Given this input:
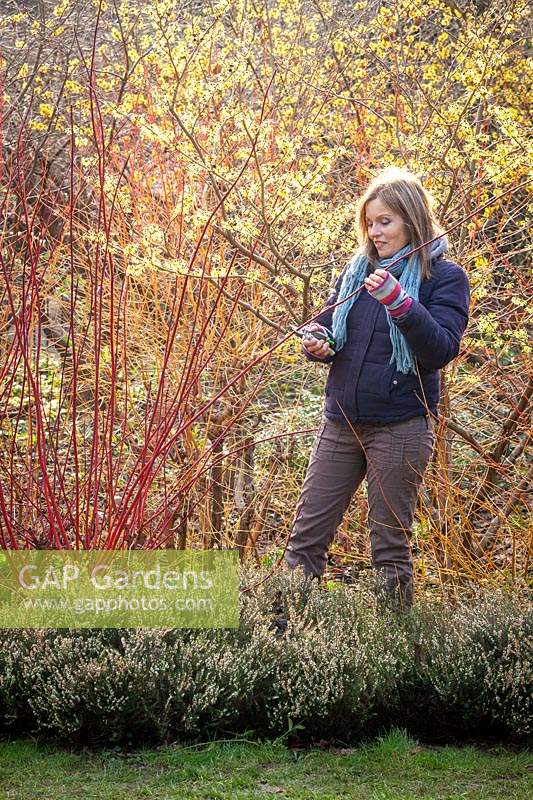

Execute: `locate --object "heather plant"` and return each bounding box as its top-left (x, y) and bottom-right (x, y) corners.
top-left (0, 628), bottom-right (35, 731)
top-left (0, 570), bottom-right (529, 745)
top-left (12, 629), bottom-right (179, 742)
top-left (399, 592), bottom-right (533, 737)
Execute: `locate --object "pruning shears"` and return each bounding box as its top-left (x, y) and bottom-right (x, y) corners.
top-left (292, 326), bottom-right (336, 357)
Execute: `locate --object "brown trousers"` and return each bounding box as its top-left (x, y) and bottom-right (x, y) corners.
top-left (284, 414), bottom-right (434, 602)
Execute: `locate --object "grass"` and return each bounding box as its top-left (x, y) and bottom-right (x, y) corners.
top-left (0, 729), bottom-right (531, 799)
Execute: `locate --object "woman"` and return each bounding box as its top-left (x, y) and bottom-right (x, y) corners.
top-left (284, 167), bottom-right (470, 612)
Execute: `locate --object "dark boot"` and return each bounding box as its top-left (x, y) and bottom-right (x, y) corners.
top-left (269, 565), bottom-right (320, 636)
top-left (375, 567), bottom-right (414, 615)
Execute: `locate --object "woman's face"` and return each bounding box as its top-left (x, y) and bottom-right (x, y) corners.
top-left (365, 198), bottom-right (410, 259)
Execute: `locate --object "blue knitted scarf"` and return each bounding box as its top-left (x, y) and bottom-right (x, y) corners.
top-left (331, 237), bottom-right (448, 374)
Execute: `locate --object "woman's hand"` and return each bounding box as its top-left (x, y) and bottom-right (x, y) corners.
top-left (364, 269), bottom-right (413, 318)
top-left (302, 323), bottom-right (333, 359)
top-left (364, 268), bottom-right (391, 293)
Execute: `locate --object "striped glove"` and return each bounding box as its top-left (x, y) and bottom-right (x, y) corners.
top-left (366, 271), bottom-right (413, 318)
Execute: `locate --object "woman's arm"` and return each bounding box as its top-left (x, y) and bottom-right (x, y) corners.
top-left (391, 264), bottom-right (470, 370)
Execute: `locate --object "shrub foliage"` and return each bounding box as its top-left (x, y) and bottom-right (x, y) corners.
top-left (0, 569), bottom-right (530, 745)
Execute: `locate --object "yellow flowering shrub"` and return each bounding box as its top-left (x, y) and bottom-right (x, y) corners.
top-left (0, 0), bottom-right (530, 581)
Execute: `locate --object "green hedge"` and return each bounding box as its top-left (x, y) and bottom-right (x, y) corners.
top-left (0, 569), bottom-right (530, 746)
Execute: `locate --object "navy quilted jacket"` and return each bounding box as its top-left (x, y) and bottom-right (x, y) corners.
top-left (305, 257), bottom-right (470, 424)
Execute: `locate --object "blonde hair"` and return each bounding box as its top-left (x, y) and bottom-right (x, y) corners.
top-left (357, 167), bottom-right (444, 279)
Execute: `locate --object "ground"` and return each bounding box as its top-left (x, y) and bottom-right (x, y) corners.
top-left (0, 729), bottom-right (531, 799)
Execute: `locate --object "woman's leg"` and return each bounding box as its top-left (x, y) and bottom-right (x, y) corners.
top-left (362, 416), bottom-right (434, 611)
top-left (284, 416), bottom-right (367, 578)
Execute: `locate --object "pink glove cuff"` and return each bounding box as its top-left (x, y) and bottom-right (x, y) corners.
top-left (378, 281), bottom-right (402, 306)
top-left (388, 296), bottom-right (413, 318)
